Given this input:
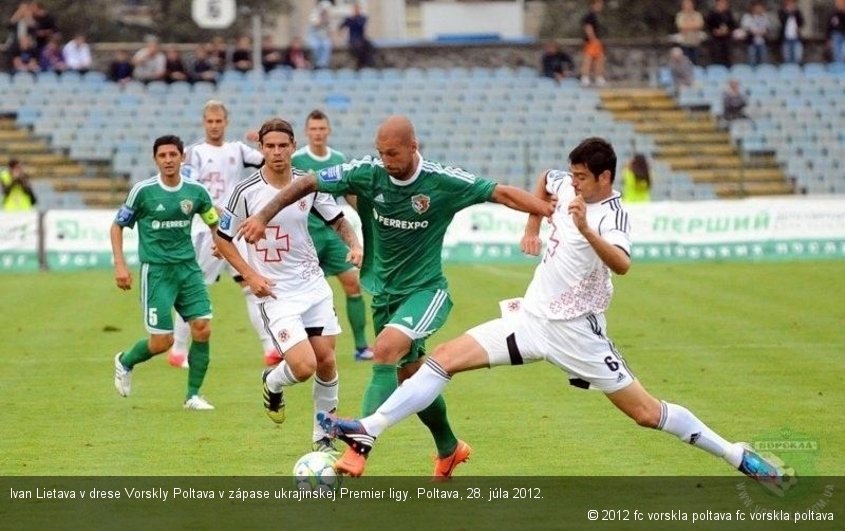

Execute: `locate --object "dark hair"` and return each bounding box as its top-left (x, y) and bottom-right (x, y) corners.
top-left (630, 153), bottom-right (651, 186)
top-left (153, 135), bottom-right (184, 156)
top-left (258, 118), bottom-right (295, 144)
top-left (306, 109), bottom-right (330, 124)
top-left (9, 158), bottom-right (20, 168)
top-left (569, 137), bottom-right (617, 182)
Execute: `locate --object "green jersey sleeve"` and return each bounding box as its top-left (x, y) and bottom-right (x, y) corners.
top-left (441, 165), bottom-right (497, 211)
top-left (196, 187), bottom-right (218, 226)
top-left (315, 157), bottom-right (376, 198)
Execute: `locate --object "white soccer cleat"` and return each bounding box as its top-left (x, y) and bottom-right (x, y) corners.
top-left (114, 352), bottom-right (132, 397)
top-left (184, 395), bottom-right (215, 410)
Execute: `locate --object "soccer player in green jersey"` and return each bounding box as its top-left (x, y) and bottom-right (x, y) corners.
top-left (238, 115), bottom-right (554, 478)
top-left (292, 109), bottom-right (373, 362)
top-left (111, 135), bottom-right (220, 410)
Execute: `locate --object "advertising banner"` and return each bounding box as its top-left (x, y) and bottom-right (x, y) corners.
top-left (0, 212), bottom-right (39, 272)
top-left (43, 210), bottom-right (138, 271)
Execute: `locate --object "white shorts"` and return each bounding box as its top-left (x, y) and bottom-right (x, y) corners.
top-left (193, 228), bottom-right (245, 285)
top-left (467, 299), bottom-right (635, 393)
top-left (256, 284), bottom-right (341, 354)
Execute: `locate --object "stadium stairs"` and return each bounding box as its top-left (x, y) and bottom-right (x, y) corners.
top-left (0, 115), bottom-right (127, 208)
top-left (599, 88), bottom-right (793, 198)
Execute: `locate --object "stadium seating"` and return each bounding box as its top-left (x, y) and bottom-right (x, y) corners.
top-left (5, 62), bottom-right (843, 207)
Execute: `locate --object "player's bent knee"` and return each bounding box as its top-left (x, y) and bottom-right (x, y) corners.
top-left (289, 356), bottom-right (317, 381)
top-left (149, 334), bottom-right (174, 354)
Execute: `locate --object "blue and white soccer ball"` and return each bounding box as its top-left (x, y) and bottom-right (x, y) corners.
top-left (293, 451), bottom-right (341, 492)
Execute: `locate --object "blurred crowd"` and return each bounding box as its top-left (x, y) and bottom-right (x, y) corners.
top-left (4, 0), bottom-right (377, 81)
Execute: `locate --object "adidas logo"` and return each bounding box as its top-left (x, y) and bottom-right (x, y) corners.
top-left (155, 204), bottom-right (166, 212)
top-left (374, 193), bottom-right (385, 203)
top-left (401, 316), bottom-right (414, 326)
top-left (616, 372), bottom-right (626, 382)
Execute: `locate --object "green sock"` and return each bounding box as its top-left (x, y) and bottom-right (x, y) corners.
top-left (361, 364), bottom-right (398, 416)
top-left (120, 339), bottom-right (154, 369)
top-left (417, 395), bottom-right (459, 457)
top-left (346, 294), bottom-right (368, 349)
top-left (187, 340), bottom-right (210, 399)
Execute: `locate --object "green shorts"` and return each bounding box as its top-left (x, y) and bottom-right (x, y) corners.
top-left (140, 261), bottom-right (212, 334)
top-left (310, 221), bottom-right (355, 277)
top-left (372, 288), bottom-right (453, 368)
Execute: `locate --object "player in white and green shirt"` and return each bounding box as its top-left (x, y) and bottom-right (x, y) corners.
top-left (237, 116), bottom-right (554, 478)
top-left (292, 109), bottom-right (373, 361)
top-left (110, 135), bottom-right (219, 410)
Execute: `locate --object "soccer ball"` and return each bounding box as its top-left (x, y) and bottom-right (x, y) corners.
top-left (292, 451), bottom-right (341, 492)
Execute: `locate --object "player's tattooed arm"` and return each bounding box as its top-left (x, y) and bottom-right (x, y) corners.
top-left (331, 216), bottom-right (363, 268)
top-left (239, 175), bottom-right (317, 243)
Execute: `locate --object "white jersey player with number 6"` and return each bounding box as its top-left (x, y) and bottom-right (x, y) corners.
top-left (169, 100), bottom-right (272, 368)
top-left (319, 138), bottom-right (795, 494)
top-left (214, 118), bottom-right (363, 453)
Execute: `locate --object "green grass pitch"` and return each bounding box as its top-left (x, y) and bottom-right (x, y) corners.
top-left (1, 261), bottom-right (843, 477)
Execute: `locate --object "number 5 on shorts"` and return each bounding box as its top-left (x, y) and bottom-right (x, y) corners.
top-left (147, 307), bottom-right (158, 326)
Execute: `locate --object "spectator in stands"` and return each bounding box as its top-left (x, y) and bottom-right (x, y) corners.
top-left (8, 2), bottom-right (35, 44)
top-left (261, 36), bottom-right (283, 72)
top-left (38, 34), bottom-right (66, 73)
top-left (580, 0), bottom-right (606, 87)
top-left (621, 153), bottom-right (651, 203)
top-left (675, 0), bottom-right (706, 65)
top-left (283, 36), bottom-right (313, 70)
top-left (30, 1), bottom-right (57, 51)
top-left (705, 0), bottom-right (737, 67)
top-left (10, 34), bottom-right (39, 74)
top-left (828, 0), bottom-right (845, 64)
top-left (740, 0), bottom-right (771, 66)
top-left (308, 0), bottom-right (334, 69)
top-left (164, 46), bottom-right (188, 83)
top-left (207, 36), bottom-right (228, 72)
top-left (190, 45), bottom-right (219, 84)
top-left (777, 0), bottom-right (804, 65)
top-left (62, 33), bottom-right (92, 73)
top-left (108, 50), bottom-right (134, 85)
top-left (721, 78), bottom-right (750, 126)
top-left (340, 2), bottom-right (375, 69)
top-left (0, 159), bottom-right (37, 212)
top-left (232, 36), bottom-right (253, 73)
top-left (540, 40), bottom-right (574, 83)
top-left (668, 46), bottom-right (695, 95)
top-left (132, 36), bottom-right (166, 82)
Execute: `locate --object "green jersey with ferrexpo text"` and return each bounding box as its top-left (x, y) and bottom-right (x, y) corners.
top-left (115, 175), bottom-right (218, 264)
top-left (316, 156), bottom-right (496, 295)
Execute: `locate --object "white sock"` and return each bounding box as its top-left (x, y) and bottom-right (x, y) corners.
top-left (313, 374), bottom-right (339, 441)
top-left (244, 289), bottom-right (276, 353)
top-left (659, 401), bottom-right (744, 468)
top-left (172, 313), bottom-right (190, 353)
top-left (267, 361), bottom-right (300, 392)
top-left (361, 358), bottom-right (449, 437)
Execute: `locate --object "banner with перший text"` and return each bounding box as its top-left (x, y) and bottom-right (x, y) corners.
top-left (443, 197), bottom-right (845, 263)
top-left (43, 210), bottom-right (138, 271)
top-left (0, 212), bottom-right (39, 272)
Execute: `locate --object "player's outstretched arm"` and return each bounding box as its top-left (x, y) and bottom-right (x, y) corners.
top-left (237, 174), bottom-right (318, 243)
top-left (521, 171), bottom-right (554, 255)
top-left (490, 183), bottom-right (555, 218)
top-left (331, 216), bottom-right (363, 267)
top-left (213, 231), bottom-right (276, 299)
top-left (110, 223), bottom-right (131, 290)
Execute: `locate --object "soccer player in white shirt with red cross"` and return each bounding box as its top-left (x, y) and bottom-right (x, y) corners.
top-left (215, 118), bottom-right (363, 452)
top-left (169, 100), bottom-right (275, 367)
top-left (319, 138), bottom-right (794, 493)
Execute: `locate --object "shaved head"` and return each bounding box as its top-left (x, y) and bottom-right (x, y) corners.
top-left (375, 115), bottom-right (419, 180)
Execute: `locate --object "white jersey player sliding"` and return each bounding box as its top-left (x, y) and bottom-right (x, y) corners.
top-left (215, 118), bottom-right (363, 452)
top-left (319, 137), bottom-right (795, 494)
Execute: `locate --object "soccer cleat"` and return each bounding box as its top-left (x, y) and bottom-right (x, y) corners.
top-left (264, 349), bottom-right (283, 366)
top-left (183, 395), bottom-right (215, 410)
top-left (354, 346), bottom-right (374, 361)
top-left (312, 437), bottom-right (339, 454)
top-left (737, 443), bottom-right (796, 496)
top-left (113, 352), bottom-right (132, 397)
top-left (433, 440), bottom-right (472, 480)
top-left (335, 447), bottom-right (367, 477)
top-left (262, 368), bottom-right (285, 423)
top-left (168, 350), bottom-right (188, 368)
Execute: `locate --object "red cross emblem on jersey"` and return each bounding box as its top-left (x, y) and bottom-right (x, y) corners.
top-left (254, 225), bottom-right (290, 262)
